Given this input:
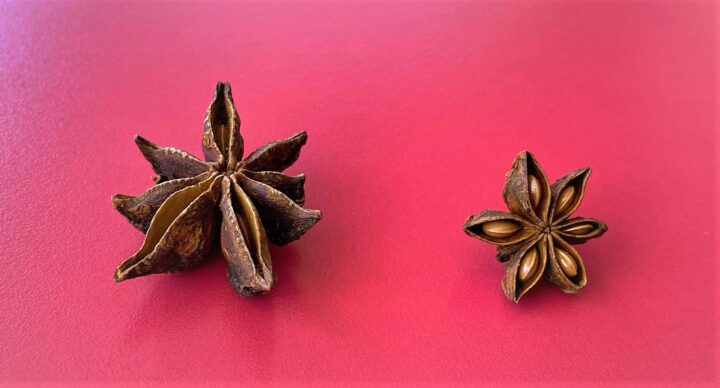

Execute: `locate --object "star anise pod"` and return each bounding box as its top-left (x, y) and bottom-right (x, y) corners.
top-left (463, 151), bottom-right (607, 303)
top-left (111, 82), bottom-right (321, 295)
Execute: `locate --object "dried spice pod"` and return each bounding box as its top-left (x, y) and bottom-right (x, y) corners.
top-left (242, 131), bottom-right (308, 172)
top-left (464, 151), bottom-right (607, 303)
top-left (235, 173), bottom-right (321, 246)
top-left (241, 170), bottom-right (306, 205)
top-left (134, 135), bottom-right (212, 183)
top-left (112, 172), bottom-right (212, 232)
top-left (549, 168), bottom-right (591, 224)
top-left (115, 175), bottom-right (222, 281)
top-left (219, 176), bottom-right (273, 295)
top-left (556, 217), bottom-right (607, 244)
top-left (112, 82), bottom-right (322, 296)
top-left (502, 151), bottom-right (552, 226)
top-left (463, 210), bottom-right (536, 246)
top-left (545, 234), bottom-right (587, 293)
top-left (202, 82), bottom-right (242, 168)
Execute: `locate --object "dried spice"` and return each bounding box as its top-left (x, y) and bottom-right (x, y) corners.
top-left (463, 151), bottom-right (607, 303)
top-left (112, 82), bottom-right (321, 295)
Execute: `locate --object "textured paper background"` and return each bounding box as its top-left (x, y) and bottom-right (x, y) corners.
top-left (0, 1), bottom-right (716, 385)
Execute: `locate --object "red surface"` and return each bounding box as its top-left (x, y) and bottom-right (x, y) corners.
top-left (0, 1), bottom-right (716, 385)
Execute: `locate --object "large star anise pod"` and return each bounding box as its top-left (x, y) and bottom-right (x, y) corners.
top-left (111, 82), bottom-right (321, 295)
top-left (463, 151), bottom-right (607, 303)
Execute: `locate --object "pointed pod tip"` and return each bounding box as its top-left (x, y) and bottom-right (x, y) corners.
top-left (229, 274), bottom-right (273, 296)
top-left (598, 222), bottom-right (608, 233)
top-left (236, 285), bottom-right (271, 297)
top-left (518, 150), bottom-right (532, 159)
top-left (509, 150), bottom-right (532, 168)
top-left (506, 286), bottom-right (522, 304)
top-left (111, 194), bottom-right (130, 209)
top-left (462, 214), bottom-right (475, 228)
top-left (113, 269), bottom-right (126, 282)
top-left (215, 81), bottom-right (232, 96)
top-left (291, 131), bottom-right (308, 144)
top-left (133, 135), bottom-right (156, 152)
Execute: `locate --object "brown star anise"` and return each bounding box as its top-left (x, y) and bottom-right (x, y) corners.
top-left (111, 82), bottom-right (321, 295)
top-left (463, 151), bottom-right (607, 303)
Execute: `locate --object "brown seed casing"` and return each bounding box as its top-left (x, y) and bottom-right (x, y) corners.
top-left (464, 210), bottom-right (536, 246)
top-left (501, 235), bottom-right (546, 303)
top-left (545, 235), bottom-right (587, 292)
top-left (464, 150), bottom-right (607, 303)
top-left (557, 217), bottom-right (608, 244)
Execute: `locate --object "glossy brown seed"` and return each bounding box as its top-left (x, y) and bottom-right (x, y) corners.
top-left (528, 175), bottom-right (541, 209)
top-left (564, 223), bottom-right (594, 235)
top-left (482, 220), bottom-right (521, 238)
top-left (555, 186), bottom-right (575, 215)
top-left (555, 247), bottom-right (578, 277)
top-left (517, 247), bottom-right (539, 282)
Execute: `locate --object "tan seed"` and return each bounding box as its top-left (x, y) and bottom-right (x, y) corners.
top-left (564, 223), bottom-right (594, 235)
top-left (518, 247), bottom-right (539, 282)
top-left (481, 220), bottom-right (521, 238)
top-left (555, 247), bottom-right (578, 277)
top-left (528, 175), bottom-right (541, 209)
top-left (555, 186), bottom-right (575, 216)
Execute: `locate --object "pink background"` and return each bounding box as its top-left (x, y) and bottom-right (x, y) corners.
top-left (0, 1), bottom-right (717, 385)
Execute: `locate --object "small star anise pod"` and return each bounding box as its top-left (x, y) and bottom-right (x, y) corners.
top-left (111, 82), bottom-right (321, 295)
top-left (463, 151), bottom-right (607, 303)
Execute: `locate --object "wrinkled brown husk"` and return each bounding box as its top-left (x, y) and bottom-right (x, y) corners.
top-left (134, 135), bottom-right (210, 183)
top-left (235, 173), bottom-right (321, 246)
top-left (242, 131), bottom-right (308, 172)
top-left (112, 173), bottom-right (212, 232)
top-left (114, 176), bottom-right (222, 281)
top-left (219, 176), bottom-right (273, 295)
top-left (202, 82), bottom-right (243, 169)
top-left (241, 170), bottom-right (306, 205)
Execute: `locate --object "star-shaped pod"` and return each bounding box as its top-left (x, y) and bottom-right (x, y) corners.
top-left (111, 82), bottom-right (322, 295)
top-left (463, 151), bottom-right (607, 303)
